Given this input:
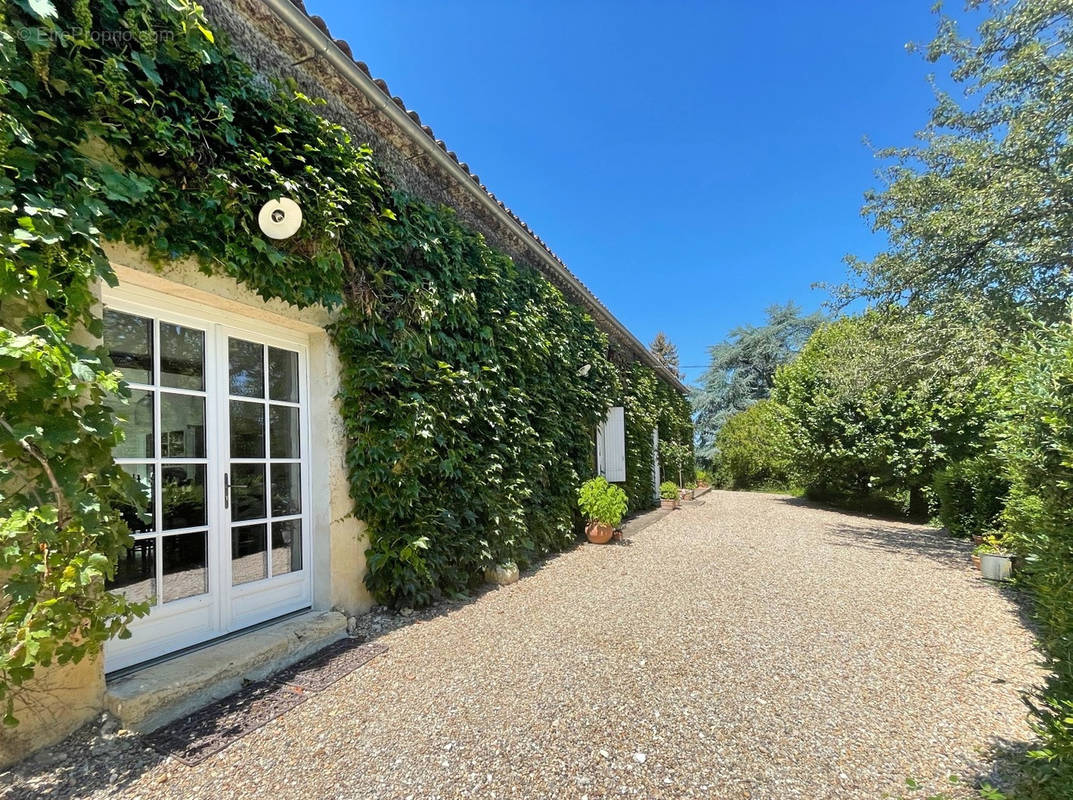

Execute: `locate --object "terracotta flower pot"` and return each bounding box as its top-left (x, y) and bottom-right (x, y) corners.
top-left (680, 489), bottom-right (694, 501)
top-left (586, 521), bottom-right (614, 544)
top-left (971, 553), bottom-right (981, 571)
top-left (660, 498), bottom-right (678, 510)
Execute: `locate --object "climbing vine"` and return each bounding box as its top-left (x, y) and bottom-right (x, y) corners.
top-left (621, 363), bottom-right (694, 509)
top-left (333, 194), bottom-right (620, 605)
top-left (0, 0), bottom-right (691, 717)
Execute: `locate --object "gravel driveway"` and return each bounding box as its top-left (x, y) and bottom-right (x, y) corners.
top-left (2, 491), bottom-right (1043, 799)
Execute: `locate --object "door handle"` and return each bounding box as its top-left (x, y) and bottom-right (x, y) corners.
top-left (223, 473), bottom-right (248, 509)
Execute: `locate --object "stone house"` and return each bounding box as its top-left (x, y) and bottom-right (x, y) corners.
top-left (2, 0), bottom-right (688, 765)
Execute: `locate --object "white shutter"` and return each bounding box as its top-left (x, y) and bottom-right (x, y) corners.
top-left (596, 406), bottom-right (626, 483)
top-left (651, 427), bottom-right (660, 501)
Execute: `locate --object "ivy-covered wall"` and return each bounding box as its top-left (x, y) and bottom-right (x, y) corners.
top-left (620, 363), bottom-right (695, 511)
top-left (332, 193), bottom-right (621, 606)
top-left (0, 0), bottom-right (692, 712)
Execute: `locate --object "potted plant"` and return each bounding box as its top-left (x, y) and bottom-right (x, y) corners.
top-left (659, 440), bottom-right (692, 490)
top-left (578, 477), bottom-right (628, 544)
top-left (976, 534), bottom-right (1013, 581)
top-left (680, 481), bottom-right (697, 501)
top-left (660, 481), bottom-right (679, 510)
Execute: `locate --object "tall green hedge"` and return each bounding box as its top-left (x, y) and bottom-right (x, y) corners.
top-left (713, 399), bottom-right (793, 490)
top-left (1000, 322), bottom-right (1073, 796)
top-left (0, 0), bottom-right (691, 712)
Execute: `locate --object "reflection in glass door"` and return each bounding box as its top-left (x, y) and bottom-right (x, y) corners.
top-left (103, 295), bottom-right (311, 672)
top-left (222, 327), bottom-right (310, 632)
top-left (226, 336), bottom-right (304, 588)
top-left (106, 309), bottom-right (211, 613)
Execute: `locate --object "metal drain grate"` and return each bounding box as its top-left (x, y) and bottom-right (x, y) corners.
top-left (144, 639), bottom-right (387, 765)
top-left (272, 639), bottom-right (388, 692)
top-left (145, 680), bottom-right (306, 766)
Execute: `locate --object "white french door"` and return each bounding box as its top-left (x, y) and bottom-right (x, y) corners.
top-left (102, 289), bottom-right (312, 672)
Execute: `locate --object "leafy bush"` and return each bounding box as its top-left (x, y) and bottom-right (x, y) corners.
top-left (659, 481), bottom-right (679, 500)
top-left (933, 456), bottom-right (1008, 539)
top-left (713, 399), bottom-right (794, 490)
top-left (999, 322), bottom-right (1073, 794)
top-left (695, 468), bottom-right (711, 486)
top-left (577, 477), bottom-right (628, 528)
top-left (774, 314), bottom-right (996, 517)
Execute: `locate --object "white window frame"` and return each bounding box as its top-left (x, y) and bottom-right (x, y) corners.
top-left (101, 283), bottom-right (313, 672)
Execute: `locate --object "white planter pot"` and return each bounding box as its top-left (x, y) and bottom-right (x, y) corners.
top-left (980, 553), bottom-right (1013, 582)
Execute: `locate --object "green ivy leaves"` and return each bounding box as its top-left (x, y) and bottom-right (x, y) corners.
top-left (0, 0), bottom-right (695, 726)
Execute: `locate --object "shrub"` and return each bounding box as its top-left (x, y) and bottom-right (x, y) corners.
top-left (658, 439), bottom-right (692, 488)
top-left (774, 314), bottom-right (997, 517)
top-left (695, 468), bottom-right (711, 486)
top-left (578, 477), bottom-right (628, 528)
top-left (714, 400), bottom-right (794, 490)
top-left (999, 321), bottom-right (1073, 795)
top-left (659, 481), bottom-right (679, 500)
top-left (933, 456), bottom-right (1008, 539)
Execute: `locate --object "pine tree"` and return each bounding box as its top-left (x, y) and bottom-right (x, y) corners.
top-left (692, 302), bottom-right (823, 461)
top-left (649, 331), bottom-right (681, 378)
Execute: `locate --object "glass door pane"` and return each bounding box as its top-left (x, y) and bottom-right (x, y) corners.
top-left (227, 337), bottom-right (304, 587)
top-left (105, 311), bottom-right (211, 609)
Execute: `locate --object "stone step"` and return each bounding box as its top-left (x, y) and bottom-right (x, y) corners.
top-left (104, 610), bottom-right (347, 732)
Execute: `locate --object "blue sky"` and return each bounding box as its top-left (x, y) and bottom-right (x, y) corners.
top-left (306, 0), bottom-right (967, 384)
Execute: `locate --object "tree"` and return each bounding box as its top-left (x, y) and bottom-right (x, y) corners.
top-left (649, 331), bottom-right (682, 378)
top-left (773, 312), bottom-right (996, 516)
top-left (839, 0), bottom-right (1073, 329)
top-left (999, 320), bottom-right (1073, 793)
top-left (692, 302), bottom-right (823, 461)
top-left (713, 400), bottom-right (794, 490)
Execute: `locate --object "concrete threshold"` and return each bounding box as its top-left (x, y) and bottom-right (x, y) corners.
top-left (104, 610), bottom-right (347, 732)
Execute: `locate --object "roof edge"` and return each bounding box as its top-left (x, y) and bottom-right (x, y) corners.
top-left (261, 0), bottom-right (689, 395)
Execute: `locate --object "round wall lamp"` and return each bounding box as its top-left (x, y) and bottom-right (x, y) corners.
top-left (258, 197), bottom-right (303, 239)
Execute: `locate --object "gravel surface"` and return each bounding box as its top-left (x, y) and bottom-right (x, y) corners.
top-left (1, 491), bottom-right (1044, 799)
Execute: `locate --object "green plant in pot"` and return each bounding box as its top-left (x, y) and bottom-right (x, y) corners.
top-left (660, 481), bottom-right (680, 510)
top-left (578, 477), bottom-right (628, 544)
top-left (976, 533), bottom-right (1014, 581)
